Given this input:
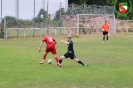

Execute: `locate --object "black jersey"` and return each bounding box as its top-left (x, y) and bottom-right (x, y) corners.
top-left (67, 40), bottom-right (74, 53)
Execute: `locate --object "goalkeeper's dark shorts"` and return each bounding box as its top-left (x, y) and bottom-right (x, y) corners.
top-left (103, 31), bottom-right (108, 35)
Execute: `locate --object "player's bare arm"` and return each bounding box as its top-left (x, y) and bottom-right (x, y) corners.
top-left (61, 40), bottom-right (69, 44)
top-left (102, 28), bottom-right (104, 31)
top-left (39, 41), bottom-right (43, 52)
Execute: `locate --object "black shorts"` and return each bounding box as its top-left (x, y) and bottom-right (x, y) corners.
top-left (64, 53), bottom-right (76, 59)
top-left (103, 31), bottom-right (108, 35)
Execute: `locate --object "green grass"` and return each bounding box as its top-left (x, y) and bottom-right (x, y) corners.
top-left (0, 34), bottom-right (133, 88)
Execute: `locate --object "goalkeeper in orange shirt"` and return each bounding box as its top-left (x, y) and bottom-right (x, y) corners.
top-left (102, 21), bottom-right (109, 42)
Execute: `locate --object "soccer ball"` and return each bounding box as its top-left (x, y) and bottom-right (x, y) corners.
top-left (48, 59), bottom-right (52, 64)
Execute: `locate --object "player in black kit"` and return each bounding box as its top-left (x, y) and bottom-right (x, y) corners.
top-left (59, 35), bottom-right (88, 67)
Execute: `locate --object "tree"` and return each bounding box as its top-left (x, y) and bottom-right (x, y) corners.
top-left (69, 0), bottom-right (88, 4)
top-left (106, 0), bottom-right (114, 6)
top-left (33, 9), bottom-right (47, 23)
top-left (54, 8), bottom-right (65, 21)
top-left (68, 0), bottom-right (115, 6)
top-left (64, 5), bottom-right (84, 15)
top-left (5, 16), bottom-right (17, 27)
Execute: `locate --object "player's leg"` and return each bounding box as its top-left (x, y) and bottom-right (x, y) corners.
top-left (71, 54), bottom-right (86, 66)
top-left (70, 53), bottom-right (88, 66)
top-left (106, 32), bottom-right (108, 41)
top-left (40, 52), bottom-right (48, 64)
top-left (59, 56), bottom-right (66, 64)
top-left (40, 47), bottom-right (50, 64)
top-left (53, 54), bottom-right (59, 63)
top-left (53, 54), bottom-right (62, 67)
top-left (51, 47), bottom-right (62, 67)
top-left (51, 47), bottom-right (59, 63)
top-left (74, 58), bottom-right (85, 66)
top-left (59, 53), bottom-right (69, 64)
top-left (75, 58), bottom-right (88, 67)
top-left (103, 31), bottom-right (105, 42)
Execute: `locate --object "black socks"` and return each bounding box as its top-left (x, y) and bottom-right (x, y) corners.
top-left (103, 36), bottom-right (108, 41)
top-left (103, 36), bottom-right (105, 41)
top-left (59, 59), bottom-right (62, 64)
top-left (78, 60), bottom-right (84, 66)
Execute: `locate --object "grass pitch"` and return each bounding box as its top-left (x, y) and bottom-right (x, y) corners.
top-left (0, 34), bottom-right (133, 88)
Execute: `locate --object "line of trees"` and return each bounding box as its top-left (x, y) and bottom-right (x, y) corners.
top-left (68, 0), bottom-right (125, 6)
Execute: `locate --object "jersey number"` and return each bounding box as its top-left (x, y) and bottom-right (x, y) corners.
top-left (48, 37), bottom-right (53, 42)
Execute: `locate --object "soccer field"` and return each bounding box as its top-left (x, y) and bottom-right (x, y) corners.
top-left (0, 34), bottom-right (133, 88)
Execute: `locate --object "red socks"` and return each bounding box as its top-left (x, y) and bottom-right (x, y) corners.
top-left (43, 54), bottom-right (47, 60)
top-left (55, 57), bottom-right (59, 63)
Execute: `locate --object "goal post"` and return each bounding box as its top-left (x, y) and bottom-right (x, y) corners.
top-left (76, 14), bottom-right (116, 35)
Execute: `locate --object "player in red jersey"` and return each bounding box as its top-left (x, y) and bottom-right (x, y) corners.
top-left (39, 35), bottom-right (62, 67)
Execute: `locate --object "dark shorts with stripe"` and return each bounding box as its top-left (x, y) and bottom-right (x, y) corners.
top-left (64, 52), bottom-right (76, 59)
top-left (103, 31), bottom-right (108, 35)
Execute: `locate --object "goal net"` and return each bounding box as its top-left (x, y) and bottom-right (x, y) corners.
top-left (61, 14), bottom-right (116, 36)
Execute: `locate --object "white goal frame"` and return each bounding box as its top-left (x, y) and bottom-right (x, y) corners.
top-left (76, 14), bottom-right (116, 35)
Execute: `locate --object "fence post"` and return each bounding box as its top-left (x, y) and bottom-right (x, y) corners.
top-left (24, 28), bottom-right (25, 38)
top-left (33, 28), bottom-right (35, 37)
top-left (1, 0), bottom-right (2, 20)
top-left (33, 0), bottom-right (35, 37)
top-left (46, 1), bottom-right (49, 35)
top-left (94, 4), bottom-right (96, 14)
top-left (104, 5), bottom-right (106, 14)
top-left (4, 18), bottom-right (7, 39)
top-left (59, 2), bottom-right (62, 35)
top-left (55, 28), bottom-right (56, 36)
top-left (83, 4), bottom-right (86, 13)
top-left (125, 20), bottom-right (128, 33)
top-left (40, 27), bottom-right (43, 37)
top-left (113, 15), bottom-right (116, 34)
top-left (16, 0), bottom-right (19, 38)
top-left (76, 14), bottom-right (79, 35)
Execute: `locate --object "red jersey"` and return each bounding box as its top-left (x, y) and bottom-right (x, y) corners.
top-left (42, 35), bottom-right (56, 48)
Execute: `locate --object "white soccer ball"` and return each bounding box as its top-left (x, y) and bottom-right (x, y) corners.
top-left (48, 59), bottom-right (52, 64)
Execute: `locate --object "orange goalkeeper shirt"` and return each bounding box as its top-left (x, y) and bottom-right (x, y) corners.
top-left (102, 24), bottom-right (109, 32)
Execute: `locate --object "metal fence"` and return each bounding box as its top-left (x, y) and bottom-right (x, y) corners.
top-left (116, 20), bottom-right (133, 34)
